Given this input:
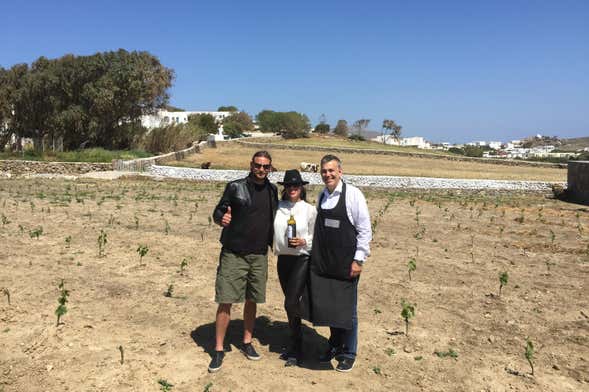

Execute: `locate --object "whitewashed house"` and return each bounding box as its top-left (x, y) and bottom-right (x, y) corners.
top-left (140, 110), bottom-right (232, 129)
top-left (372, 135), bottom-right (431, 149)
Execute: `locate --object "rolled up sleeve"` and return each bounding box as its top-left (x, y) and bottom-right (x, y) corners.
top-left (348, 187), bottom-right (372, 262)
top-left (304, 204), bottom-right (317, 253)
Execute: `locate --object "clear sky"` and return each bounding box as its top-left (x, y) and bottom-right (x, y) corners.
top-left (1, 0), bottom-right (588, 143)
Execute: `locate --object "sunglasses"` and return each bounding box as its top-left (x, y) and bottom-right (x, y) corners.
top-left (252, 162), bottom-right (272, 170)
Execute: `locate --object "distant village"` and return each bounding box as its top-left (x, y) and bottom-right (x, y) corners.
top-left (372, 134), bottom-right (588, 160)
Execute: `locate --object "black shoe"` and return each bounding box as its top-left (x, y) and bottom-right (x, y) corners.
top-left (319, 346), bottom-right (341, 363)
top-left (335, 357), bottom-right (355, 372)
top-left (280, 338), bottom-right (301, 361)
top-left (208, 351), bottom-right (225, 373)
top-left (284, 356), bottom-right (298, 367)
top-left (242, 342), bottom-right (261, 361)
top-left (280, 347), bottom-right (301, 367)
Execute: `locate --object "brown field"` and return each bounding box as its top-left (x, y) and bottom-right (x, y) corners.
top-left (1, 177), bottom-right (588, 392)
top-left (167, 141), bottom-right (567, 182)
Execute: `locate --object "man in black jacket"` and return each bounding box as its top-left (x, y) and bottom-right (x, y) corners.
top-left (207, 150), bottom-right (278, 373)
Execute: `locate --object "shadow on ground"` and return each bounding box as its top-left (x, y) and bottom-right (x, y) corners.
top-left (191, 315), bottom-right (332, 370)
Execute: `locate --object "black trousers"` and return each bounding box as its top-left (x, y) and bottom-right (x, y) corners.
top-left (277, 255), bottom-right (310, 344)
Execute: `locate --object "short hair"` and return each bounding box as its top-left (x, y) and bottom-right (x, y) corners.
top-left (320, 154), bottom-right (342, 169)
top-left (252, 150), bottom-right (272, 162)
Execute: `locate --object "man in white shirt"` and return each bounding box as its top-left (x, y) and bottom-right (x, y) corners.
top-left (310, 154), bottom-right (372, 372)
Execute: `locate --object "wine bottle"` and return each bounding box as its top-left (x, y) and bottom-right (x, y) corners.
top-left (287, 214), bottom-right (297, 248)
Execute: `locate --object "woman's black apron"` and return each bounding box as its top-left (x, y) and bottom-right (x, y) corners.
top-left (305, 182), bottom-right (358, 329)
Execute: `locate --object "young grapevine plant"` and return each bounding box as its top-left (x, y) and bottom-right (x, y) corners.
top-left (2, 288), bottom-right (10, 305)
top-left (97, 230), bottom-right (107, 257)
top-left (55, 279), bottom-right (70, 326)
top-left (137, 244), bottom-right (149, 265)
top-left (499, 271), bottom-right (509, 295)
top-left (525, 339), bottom-right (535, 375)
top-left (401, 299), bottom-right (416, 336)
top-left (179, 259), bottom-right (188, 275)
top-left (408, 257), bottom-right (416, 281)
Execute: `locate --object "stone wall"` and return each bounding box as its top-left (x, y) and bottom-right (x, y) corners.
top-left (112, 141), bottom-right (205, 171)
top-left (0, 160), bottom-right (111, 176)
top-left (567, 161), bottom-right (589, 204)
top-left (235, 140), bottom-right (566, 169)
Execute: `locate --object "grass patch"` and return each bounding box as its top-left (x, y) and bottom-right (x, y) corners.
top-left (0, 148), bottom-right (152, 163)
top-left (248, 135), bottom-right (452, 155)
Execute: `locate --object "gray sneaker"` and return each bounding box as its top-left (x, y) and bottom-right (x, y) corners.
top-left (242, 342), bottom-right (261, 360)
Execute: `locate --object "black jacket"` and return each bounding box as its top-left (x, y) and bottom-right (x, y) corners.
top-left (213, 175), bottom-right (278, 252)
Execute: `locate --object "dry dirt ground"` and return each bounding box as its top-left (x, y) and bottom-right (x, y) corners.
top-left (167, 141), bottom-right (566, 182)
top-left (1, 177), bottom-right (588, 392)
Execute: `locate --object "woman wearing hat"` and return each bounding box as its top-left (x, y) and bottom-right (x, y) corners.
top-left (273, 169), bottom-right (317, 366)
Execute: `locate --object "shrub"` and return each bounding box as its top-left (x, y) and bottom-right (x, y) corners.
top-left (348, 134), bottom-right (366, 141)
top-left (314, 123), bottom-right (330, 134)
top-left (140, 123), bottom-right (206, 154)
top-left (463, 146), bottom-right (483, 157)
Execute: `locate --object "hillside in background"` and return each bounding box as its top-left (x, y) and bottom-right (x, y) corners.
top-left (559, 136), bottom-right (589, 151)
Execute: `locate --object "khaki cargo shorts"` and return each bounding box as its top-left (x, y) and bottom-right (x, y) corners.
top-left (215, 248), bottom-right (268, 304)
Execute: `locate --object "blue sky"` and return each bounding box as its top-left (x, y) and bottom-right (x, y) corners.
top-left (1, 0), bottom-right (588, 143)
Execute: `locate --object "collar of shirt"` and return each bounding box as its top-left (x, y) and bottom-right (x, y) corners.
top-left (323, 180), bottom-right (343, 200)
top-left (278, 200), bottom-right (300, 214)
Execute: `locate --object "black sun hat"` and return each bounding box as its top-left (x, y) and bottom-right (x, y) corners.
top-left (278, 169), bottom-right (309, 186)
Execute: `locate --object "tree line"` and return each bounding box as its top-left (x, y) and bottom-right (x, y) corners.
top-left (0, 49), bottom-right (403, 154)
top-left (0, 50), bottom-right (174, 152)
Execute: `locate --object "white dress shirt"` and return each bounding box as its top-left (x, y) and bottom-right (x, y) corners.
top-left (318, 180), bottom-right (372, 262)
top-left (273, 199), bottom-right (317, 256)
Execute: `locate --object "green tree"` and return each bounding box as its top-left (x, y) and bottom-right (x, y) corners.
top-left (188, 113), bottom-right (218, 134)
top-left (0, 50), bottom-right (174, 151)
top-left (163, 104), bottom-right (185, 111)
top-left (141, 123), bottom-right (207, 153)
top-left (279, 112), bottom-right (311, 139)
top-left (382, 119), bottom-right (402, 144)
top-left (0, 67), bottom-right (14, 150)
top-left (255, 110), bottom-right (280, 133)
top-left (333, 119), bottom-right (349, 137)
top-left (255, 110), bottom-right (310, 138)
top-left (315, 113), bottom-right (329, 133)
top-left (352, 119), bottom-right (370, 140)
top-left (217, 105), bottom-right (238, 112)
top-left (314, 123), bottom-right (330, 133)
top-left (222, 111), bottom-right (254, 138)
top-left (463, 145), bottom-right (484, 157)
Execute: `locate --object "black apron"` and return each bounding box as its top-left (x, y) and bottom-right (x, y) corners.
top-left (306, 182), bottom-right (358, 329)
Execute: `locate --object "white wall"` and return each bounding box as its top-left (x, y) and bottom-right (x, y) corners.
top-left (140, 110), bottom-right (232, 129)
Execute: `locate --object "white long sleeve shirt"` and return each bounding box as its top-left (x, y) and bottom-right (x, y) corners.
top-left (318, 180), bottom-right (372, 262)
top-left (273, 200), bottom-right (317, 256)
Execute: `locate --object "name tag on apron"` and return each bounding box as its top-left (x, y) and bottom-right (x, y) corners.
top-left (324, 218), bottom-right (340, 229)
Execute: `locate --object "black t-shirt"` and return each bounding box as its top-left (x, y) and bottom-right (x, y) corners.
top-left (238, 182), bottom-right (271, 254)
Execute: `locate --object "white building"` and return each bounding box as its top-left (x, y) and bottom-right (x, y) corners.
top-left (372, 135), bottom-right (431, 149)
top-left (140, 110), bottom-right (232, 129)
